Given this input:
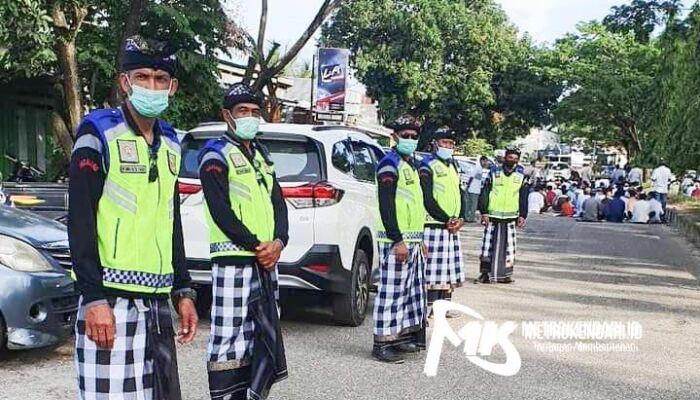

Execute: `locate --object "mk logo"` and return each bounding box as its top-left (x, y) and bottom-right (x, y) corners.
top-left (424, 300), bottom-right (521, 377)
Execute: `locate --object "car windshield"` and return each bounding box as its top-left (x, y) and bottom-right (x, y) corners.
top-left (179, 134), bottom-right (322, 183)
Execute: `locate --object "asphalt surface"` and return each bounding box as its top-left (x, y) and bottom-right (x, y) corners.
top-left (1, 214), bottom-right (699, 400)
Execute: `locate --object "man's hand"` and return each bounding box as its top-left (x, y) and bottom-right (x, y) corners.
top-left (393, 241), bottom-right (409, 263)
top-left (256, 240), bottom-right (283, 270)
top-left (85, 303), bottom-right (115, 349)
top-left (421, 242), bottom-right (429, 259)
top-left (176, 298), bottom-right (198, 345)
top-left (517, 217), bottom-right (526, 228)
top-left (447, 218), bottom-right (464, 234)
top-left (481, 215), bottom-right (490, 226)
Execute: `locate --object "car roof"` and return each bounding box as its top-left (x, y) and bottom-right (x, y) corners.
top-left (188, 122), bottom-right (379, 145)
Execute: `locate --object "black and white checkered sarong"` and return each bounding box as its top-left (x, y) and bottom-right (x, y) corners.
top-left (373, 242), bottom-right (426, 344)
top-left (423, 227), bottom-right (465, 290)
top-left (207, 262), bottom-right (279, 372)
top-left (480, 221), bottom-right (517, 281)
top-left (75, 296), bottom-right (177, 400)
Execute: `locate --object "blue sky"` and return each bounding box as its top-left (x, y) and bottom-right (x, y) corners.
top-left (234, 0), bottom-right (631, 63)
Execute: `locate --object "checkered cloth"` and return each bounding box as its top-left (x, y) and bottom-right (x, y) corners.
top-left (207, 262), bottom-right (279, 371)
top-left (75, 296), bottom-right (178, 400)
top-left (480, 221), bottom-right (517, 281)
top-left (423, 227), bottom-right (465, 290)
top-left (373, 242), bottom-right (426, 344)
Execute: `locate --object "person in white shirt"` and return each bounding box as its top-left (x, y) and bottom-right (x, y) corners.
top-left (648, 192), bottom-right (664, 223)
top-left (579, 163), bottom-right (593, 185)
top-left (651, 159), bottom-right (673, 221)
top-left (627, 165), bottom-right (643, 186)
top-left (631, 193), bottom-right (652, 224)
top-left (463, 156), bottom-right (490, 222)
top-left (528, 185), bottom-right (546, 214)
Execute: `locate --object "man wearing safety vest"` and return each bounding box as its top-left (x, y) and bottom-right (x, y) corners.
top-left (68, 36), bottom-right (198, 400)
top-left (419, 127), bottom-right (466, 313)
top-left (372, 114), bottom-right (428, 364)
top-left (199, 83), bottom-right (289, 400)
top-left (477, 146), bottom-right (529, 284)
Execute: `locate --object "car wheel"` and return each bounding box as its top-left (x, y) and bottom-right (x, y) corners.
top-left (0, 313), bottom-right (6, 353)
top-left (332, 248), bottom-right (370, 327)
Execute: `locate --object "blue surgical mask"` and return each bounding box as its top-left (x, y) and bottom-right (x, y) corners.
top-left (436, 146), bottom-right (454, 160)
top-left (127, 78), bottom-right (171, 118)
top-left (396, 138), bottom-right (418, 155)
top-left (232, 116), bottom-right (260, 140)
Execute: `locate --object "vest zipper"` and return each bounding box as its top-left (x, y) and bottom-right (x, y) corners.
top-left (113, 218), bottom-right (121, 259)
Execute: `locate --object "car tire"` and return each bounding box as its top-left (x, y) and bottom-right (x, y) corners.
top-left (0, 313), bottom-right (6, 353)
top-left (332, 248), bottom-right (370, 327)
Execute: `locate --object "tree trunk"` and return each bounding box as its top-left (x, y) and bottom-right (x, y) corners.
top-left (50, 111), bottom-right (74, 157)
top-left (108, 0), bottom-right (147, 105)
top-left (55, 39), bottom-right (82, 136)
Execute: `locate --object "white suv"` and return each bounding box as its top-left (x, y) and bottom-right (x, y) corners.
top-left (178, 123), bottom-right (385, 326)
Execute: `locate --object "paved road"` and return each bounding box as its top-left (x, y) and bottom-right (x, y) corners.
top-left (2, 214), bottom-right (699, 400)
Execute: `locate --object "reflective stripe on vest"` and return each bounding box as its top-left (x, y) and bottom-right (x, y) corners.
top-left (377, 158), bottom-right (426, 243)
top-left (487, 169), bottom-right (523, 220)
top-left (205, 141), bottom-right (276, 257)
top-left (426, 159), bottom-right (461, 225)
top-left (90, 113), bottom-right (180, 294)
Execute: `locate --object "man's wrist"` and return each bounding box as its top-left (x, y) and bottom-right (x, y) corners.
top-left (172, 288), bottom-right (197, 308)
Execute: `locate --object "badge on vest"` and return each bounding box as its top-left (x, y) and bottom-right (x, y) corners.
top-left (230, 153), bottom-right (247, 168)
top-left (403, 168), bottom-right (415, 185)
top-left (120, 165), bottom-right (147, 174)
top-left (168, 152), bottom-right (178, 175)
top-left (117, 140), bottom-right (139, 164)
top-left (435, 165), bottom-right (447, 177)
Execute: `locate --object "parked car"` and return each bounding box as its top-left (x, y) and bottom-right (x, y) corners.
top-left (178, 123), bottom-right (386, 326)
top-left (0, 206), bottom-right (77, 350)
top-left (544, 162), bottom-right (571, 181)
top-left (2, 182), bottom-right (69, 222)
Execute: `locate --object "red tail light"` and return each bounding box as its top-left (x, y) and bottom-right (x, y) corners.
top-left (305, 264), bottom-right (330, 273)
top-left (178, 182), bottom-right (202, 194)
top-left (281, 182), bottom-right (344, 209)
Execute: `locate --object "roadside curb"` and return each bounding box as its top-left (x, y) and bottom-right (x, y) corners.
top-left (667, 206), bottom-right (700, 248)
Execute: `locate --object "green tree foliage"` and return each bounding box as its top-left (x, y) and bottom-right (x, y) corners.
top-left (0, 0), bottom-right (236, 133)
top-left (321, 0), bottom-right (563, 146)
top-left (645, 5), bottom-right (700, 171)
top-left (603, 0), bottom-right (681, 43)
top-left (552, 22), bottom-right (660, 158)
top-left (0, 0), bottom-right (55, 77)
top-left (461, 137), bottom-right (493, 157)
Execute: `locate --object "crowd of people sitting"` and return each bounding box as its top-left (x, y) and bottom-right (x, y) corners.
top-left (527, 162), bottom-right (674, 224)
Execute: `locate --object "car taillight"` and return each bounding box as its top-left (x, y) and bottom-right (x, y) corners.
top-left (282, 182), bottom-right (344, 209)
top-left (178, 182), bottom-right (202, 194)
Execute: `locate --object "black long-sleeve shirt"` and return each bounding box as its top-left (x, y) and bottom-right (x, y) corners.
top-left (199, 138), bottom-right (289, 265)
top-left (419, 158), bottom-right (466, 226)
top-left (68, 105), bottom-right (191, 305)
top-left (478, 165), bottom-right (530, 221)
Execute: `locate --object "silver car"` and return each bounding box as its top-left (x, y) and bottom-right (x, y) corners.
top-left (0, 206), bottom-right (77, 350)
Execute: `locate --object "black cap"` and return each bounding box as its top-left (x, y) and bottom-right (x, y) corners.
top-left (433, 127), bottom-right (455, 141)
top-left (121, 35), bottom-right (177, 76)
top-left (505, 145), bottom-right (521, 157)
top-left (223, 83), bottom-right (263, 109)
top-left (391, 114), bottom-right (421, 132)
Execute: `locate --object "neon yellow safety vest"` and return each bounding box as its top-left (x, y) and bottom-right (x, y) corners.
top-left (487, 168), bottom-right (524, 220)
top-left (204, 140), bottom-right (275, 257)
top-left (74, 108), bottom-right (180, 294)
top-left (424, 157), bottom-right (461, 225)
top-left (377, 153), bottom-right (426, 243)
